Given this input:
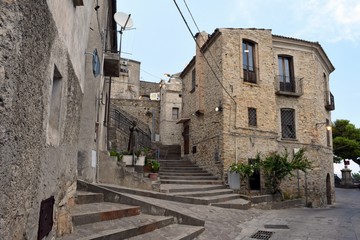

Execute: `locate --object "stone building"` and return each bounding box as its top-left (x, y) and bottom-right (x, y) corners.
top-left (0, 0), bottom-right (117, 239)
top-left (109, 59), bottom-right (183, 150)
top-left (159, 74), bottom-right (183, 145)
top-left (179, 28), bottom-right (335, 207)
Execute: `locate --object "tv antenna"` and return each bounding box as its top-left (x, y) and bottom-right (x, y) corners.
top-left (114, 12), bottom-right (133, 57)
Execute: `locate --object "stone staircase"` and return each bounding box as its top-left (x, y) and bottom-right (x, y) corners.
top-left (159, 160), bottom-right (251, 209)
top-left (59, 189), bottom-right (204, 239)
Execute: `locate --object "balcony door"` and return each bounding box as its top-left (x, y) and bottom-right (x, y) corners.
top-left (278, 56), bottom-right (295, 92)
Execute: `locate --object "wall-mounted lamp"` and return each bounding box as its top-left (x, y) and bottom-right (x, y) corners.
top-left (215, 101), bottom-right (223, 112)
top-left (316, 122), bottom-right (332, 131)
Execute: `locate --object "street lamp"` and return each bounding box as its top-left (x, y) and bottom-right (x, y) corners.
top-left (316, 122), bottom-right (332, 131)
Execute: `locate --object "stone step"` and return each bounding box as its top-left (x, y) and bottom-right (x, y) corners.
top-left (211, 198), bottom-right (252, 210)
top-left (160, 175), bottom-right (218, 180)
top-left (76, 191), bottom-right (104, 205)
top-left (70, 202), bottom-right (140, 226)
top-left (160, 169), bottom-right (207, 173)
top-left (160, 166), bottom-right (203, 170)
top-left (195, 193), bottom-right (242, 204)
top-left (128, 224), bottom-right (205, 240)
top-left (160, 172), bottom-right (213, 176)
top-left (172, 188), bottom-right (234, 197)
top-left (160, 179), bottom-right (224, 185)
top-left (59, 214), bottom-right (175, 240)
top-left (160, 166), bottom-right (204, 172)
top-left (161, 184), bottom-right (227, 193)
top-left (158, 161), bottom-right (195, 165)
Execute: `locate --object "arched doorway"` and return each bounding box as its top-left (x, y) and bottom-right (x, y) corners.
top-left (326, 173), bottom-right (332, 205)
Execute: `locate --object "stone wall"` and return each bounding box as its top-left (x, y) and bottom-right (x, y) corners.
top-left (0, 0), bottom-right (115, 238)
top-left (111, 59), bottom-right (141, 99)
top-left (180, 28), bottom-right (335, 207)
top-left (110, 99), bottom-right (160, 151)
top-left (140, 81), bottom-right (160, 97)
top-left (159, 78), bottom-right (183, 145)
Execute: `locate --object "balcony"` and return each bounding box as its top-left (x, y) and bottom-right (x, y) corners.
top-left (275, 75), bottom-right (303, 97)
top-left (325, 91), bottom-right (335, 111)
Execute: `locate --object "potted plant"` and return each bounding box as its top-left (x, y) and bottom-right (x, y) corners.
top-left (121, 150), bottom-right (133, 166)
top-left (149, 160), bottom-right (160, 180)
top-left (135, 147), bottom-right (149, 166)
top-left (228, 162), bottom-right (255, 190)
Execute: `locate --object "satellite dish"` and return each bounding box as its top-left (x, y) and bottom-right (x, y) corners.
top-left (114, 12), bottom-right (133, 29)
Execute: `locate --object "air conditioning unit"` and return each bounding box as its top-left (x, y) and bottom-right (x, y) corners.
top-left (150, 92), bottom-right (160, 101)
top-left (121, 60), bottom-right (128, 66)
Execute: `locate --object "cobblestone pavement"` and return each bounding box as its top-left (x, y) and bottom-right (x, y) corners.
top-left (128, 187), bottom-right (359, 240)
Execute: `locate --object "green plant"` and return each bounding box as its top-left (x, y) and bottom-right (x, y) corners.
top-left (150, 160), bottom-right (160, 173)
top-left (109, 150), bottom-right (121, 161)
top-left (352, 171), bottom-right (360, 182)
top-left (260, 148), bottom-right (311, 195)
top-left (229, 162), bottom-right (254, 179)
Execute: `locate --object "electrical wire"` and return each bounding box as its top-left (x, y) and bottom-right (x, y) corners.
top-left (183, 0), bottom-right (223, 78)
top-left (172, 0), bottom-right (235, 103)
top-left (140, 68), bottom-right (163, 82)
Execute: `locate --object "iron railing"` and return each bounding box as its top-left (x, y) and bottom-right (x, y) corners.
top-left (325, 91), bottom-right (335, 111)
top-left (275, 75), bottom-right (303, 97)
top-left (110, 108), bottom-right (151, 151)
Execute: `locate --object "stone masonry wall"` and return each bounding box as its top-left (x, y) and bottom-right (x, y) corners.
top-left (180, 28), bottom-right (334, 207)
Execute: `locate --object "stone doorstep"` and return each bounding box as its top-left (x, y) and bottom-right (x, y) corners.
top-left (127, 224), bottom-right (205, 240)
top-left (160, 169), bottom-right (208, 173)
top-left (70, 202), bottom-right (141, 226)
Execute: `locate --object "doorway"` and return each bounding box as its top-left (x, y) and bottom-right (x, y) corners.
top-left (326, 173), bottom-right (332, 204)
top-left (249, 158), bottom-right (261, 190)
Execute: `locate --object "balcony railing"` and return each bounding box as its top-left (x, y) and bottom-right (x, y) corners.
top-left (325, 91), bottom-right (335, 111)
top-left (275, 75), bottom-right (303, 97)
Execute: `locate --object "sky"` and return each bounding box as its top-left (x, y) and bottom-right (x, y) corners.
top-left (116, 0), bottom-right (360, 128)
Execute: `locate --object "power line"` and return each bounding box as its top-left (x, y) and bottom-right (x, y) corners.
top-left (172, 0), bottom-right (235, 103)
top-left (183, 0), bottom-right (224, 84)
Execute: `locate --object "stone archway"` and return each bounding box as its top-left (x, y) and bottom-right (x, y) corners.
top-left (326, 173), bottom-right (332, 205)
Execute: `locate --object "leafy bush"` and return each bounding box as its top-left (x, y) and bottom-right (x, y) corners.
top-left (352, 171), bottom-right (360, 182)
top-left (261, 148), bottom-right (311, 195)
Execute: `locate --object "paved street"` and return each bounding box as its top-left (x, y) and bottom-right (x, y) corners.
top-left (126, 187), bottom-right (360, 240)
top-left (236, 188), bottom-right (360, 240)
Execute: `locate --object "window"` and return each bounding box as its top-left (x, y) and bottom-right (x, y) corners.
top-left (281, 108), bottom-right (296, 139)
top-left (248, 107), bottom-right (257, 127)
top-left (191, 68), bottom-right (196, 92)
top-left (172, 107), bottom-right (179, 120)
top-left (278, 55), bottom-right (295, 92)
top-left (242, 40), bottom-right (256, 83)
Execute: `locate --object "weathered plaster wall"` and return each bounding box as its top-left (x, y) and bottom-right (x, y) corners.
top-left (0, 1), bottom-right (91, 238)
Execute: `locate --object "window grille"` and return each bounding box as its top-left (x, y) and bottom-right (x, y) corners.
top-left (248, 107), bottom-right (257, 127)
top-left (281, 108), bottom-right (296, 139)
